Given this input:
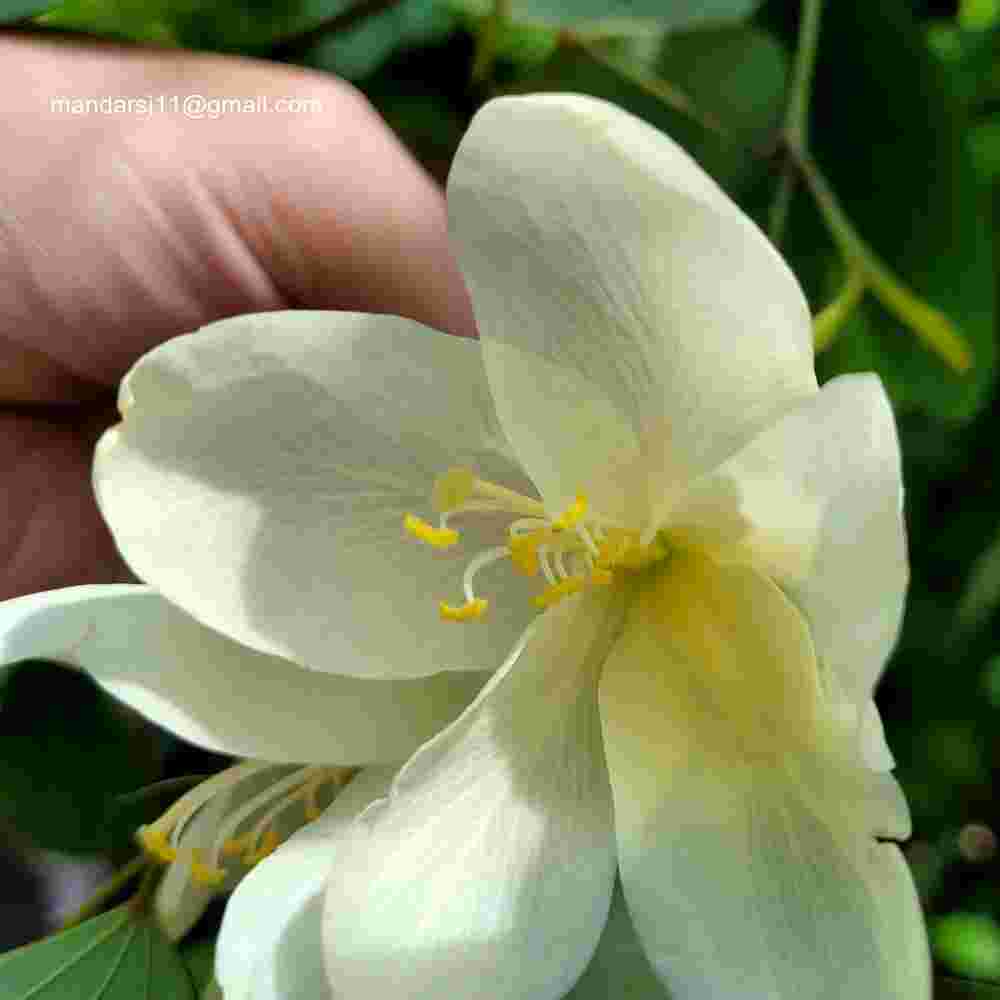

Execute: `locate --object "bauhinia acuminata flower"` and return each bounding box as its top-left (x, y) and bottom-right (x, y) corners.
top-left (0, 94), bottom-right (929, 999)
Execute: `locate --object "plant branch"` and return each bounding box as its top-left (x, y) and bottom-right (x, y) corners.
top-left (790, 142), bottom-right (972, 372)
top-left (769, 0), bottom-right (824, 244)
top-left (565, 32), bottom-right (728, 139)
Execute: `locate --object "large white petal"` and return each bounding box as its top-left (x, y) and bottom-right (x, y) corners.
top-left (666, 374), bottom-right (907, 709)
top-left (0, 586), bottom-right (488, 764)
top-left (448, 94), bottom-right (817, 528)
top-left (322, 589), bottom-right (624, 1000)
top-left (599, 555), bottom-right (929, 999)
top-left (216, 766), bottom-right (396, 1000)
top-left (94, 310), bottom-right (539, 679)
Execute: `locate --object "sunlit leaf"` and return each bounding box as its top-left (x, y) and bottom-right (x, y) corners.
top-left (0, 904), bottom-right (195, 999)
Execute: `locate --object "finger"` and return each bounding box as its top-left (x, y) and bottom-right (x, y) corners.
top-left (0, 36), bottom-right (475, 403)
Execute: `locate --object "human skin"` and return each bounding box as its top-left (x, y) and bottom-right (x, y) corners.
top-left (0, 34), bottom-right (475, 600)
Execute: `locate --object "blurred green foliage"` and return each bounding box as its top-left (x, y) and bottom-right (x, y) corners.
top-left (0, 0), bottom-right (998, 991)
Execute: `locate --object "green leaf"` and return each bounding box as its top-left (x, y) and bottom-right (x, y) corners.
top-left (779, 0), bottom-right (995, 420)
top-left (0, 0), bottom-right (59, 22)
top-left (179, 936), bottom-right (217, 994)
top-left (303, 0), bottom-right (457, 81)
top-left (934, 914), bottom-right (1000, 983)
top-left (0, 905), bottom-right (195, 999)
top-left (0, 659), bottom-right (160, 853)
top-left (508, 24), bottom-right (786, 194)
top-left (452, 0), bottom-right (759, 30)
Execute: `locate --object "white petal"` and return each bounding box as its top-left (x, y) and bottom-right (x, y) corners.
top-left (322, 589), bottom-right (624, 1000)
top-left (599, 556), bottom-right (929, 999)
top-left (667, 374), bottom-right (907, 709)
top-left (448, 94), bottom-right (816, 528)
top-left (565, 880), bottom-right (670, 999)
top-left (216, 767), bottom-right (396, 1000)
top-left (0, 586), bottom-right (488, 764)
top-left (94, 310), bottom-right (539, 679)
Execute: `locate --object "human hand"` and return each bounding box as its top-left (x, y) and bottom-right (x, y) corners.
top-left (0, 34), bottom-right (475, 599)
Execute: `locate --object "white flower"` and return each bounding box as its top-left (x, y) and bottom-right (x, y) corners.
top-left (0, 94), bottom-right (929, 999)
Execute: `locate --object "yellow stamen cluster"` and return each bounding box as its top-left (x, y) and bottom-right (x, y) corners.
top-left (137, 764), bottom-right (356, 891)
top-left (404, 471), bottom-right (672, 623)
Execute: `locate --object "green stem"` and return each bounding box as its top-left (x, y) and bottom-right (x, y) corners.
top-left (786, 0), bottom-right (824, 149)
top-left (59, 856), bottom-right (148, 931)
top-left (792, 144), bottom-right (972, 372)
top-left (813, 267), bottom-right (865, 352)
top-left (769, 0), bottom-right (825, 245)
top-left (569, 34), bottom-right (727, 138)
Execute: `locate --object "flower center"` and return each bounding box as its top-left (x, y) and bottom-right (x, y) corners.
top-left (403, 467), bottom-right (669, 621)
top-left (137, 761), bottom-right (356, 886)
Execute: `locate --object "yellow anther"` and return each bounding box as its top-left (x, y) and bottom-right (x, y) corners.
top-left (589, 568), bottom-right (614, 586)
top-left (138, 826), bottom-right (177, 863)
top-left (432, 467), bottom-right (476, 513)
top-left (554, 494), bottom-right (588, 530)
top-left (190, 849), bottom-right (226, 887)
top-left (439, 598), bottom-right (489, 622)
top-left (534, 576), bottom-right (586, 609)
top-left (245, 829), bottom-right (281, 866)
top-left (221, 833), bottom-right (256, 858)
top-left (510, 542), bottom-right (540, 576)
top-left (404, 513), bottom-right (459, 549)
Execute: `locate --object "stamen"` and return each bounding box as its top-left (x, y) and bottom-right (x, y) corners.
top-left (534, 576), bottom-right (586, 608)
top-left (538, 547), bottom-right (557, 586)
top-left (554, 549), bottom-right (570, 581)
top-left (241, 766), bottom-right (348, 858)
top-left (462, 546), bottom-right (510, 602)
top-left (243, 829), bottom-right (281, 866)
top-left (469, 477), bottom-right (546, 517)
top-left (575, 523), bottom-right (600, 558)
top-left (210, 767), bottom-right (321, 869)
top-left (137, 760), bottom-right (280, 859)
top-left (403, 514), bottom-right (459, 549)
top-left (138, 826), bottom-right (177, 863)
top-left (554, 494), bottom-right (587, 530)
top-left (189, 849), bottom-right (226, 887)
top-left (439, 598), bottom-right (488, 621)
